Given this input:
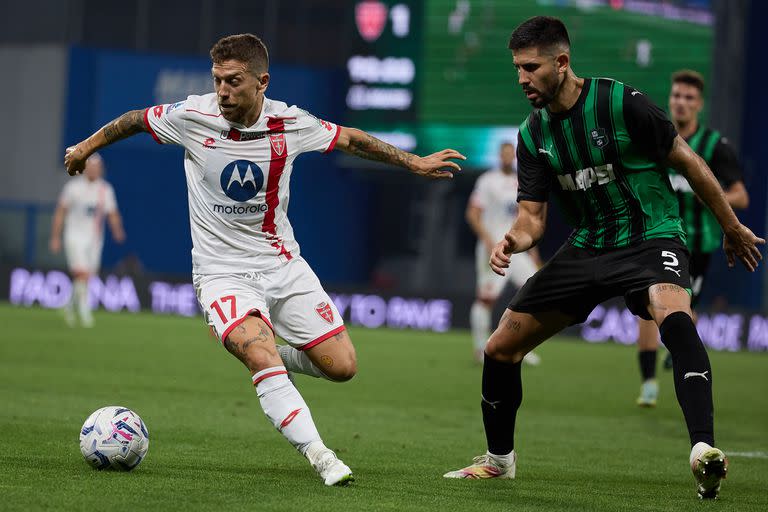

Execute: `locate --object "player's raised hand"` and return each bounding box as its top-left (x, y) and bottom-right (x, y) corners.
top-left (411, 149), bottom-right (466, 179)
top-left (64, 144), bottom-right (90, 176)
top-left (490, 232), bottom-right (519, 276)
top-left (723, 223), bottom-right (765, 271)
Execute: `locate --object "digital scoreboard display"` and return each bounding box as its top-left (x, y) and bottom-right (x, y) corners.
top-left (345, 0), bottom-right (713, 168)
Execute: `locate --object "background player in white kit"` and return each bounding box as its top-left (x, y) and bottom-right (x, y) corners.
top-left (63, 34), bottom-right (464, 486)
top-left (50, 153), bottom-right (125, 327)
top-left (466, 142), bottom-right (541, 364)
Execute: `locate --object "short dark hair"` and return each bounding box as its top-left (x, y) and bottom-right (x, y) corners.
top-left (671, 69), bottom-right (705, 93)
top-left (210, 34), bottom-right (269, 74)
top-left (508, 16), bottom-right (570, 53)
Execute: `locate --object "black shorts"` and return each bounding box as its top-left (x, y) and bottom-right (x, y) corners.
top-left (689, 251), bottom-right (712, 307)
top-left (508, 238), bottom-right (691, 324)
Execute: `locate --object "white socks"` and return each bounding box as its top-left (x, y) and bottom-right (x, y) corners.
top-left (470, 301), bottom-right (492, 352)
top-left (252, 366), bottom-right (322, 455)
top-left (277, 344), bottom-right (329, 380)
top-left (72, 280), bottom-right (93, 326)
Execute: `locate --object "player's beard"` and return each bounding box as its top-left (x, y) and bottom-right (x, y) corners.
top-left (526, 71), bottom-right (560, 109)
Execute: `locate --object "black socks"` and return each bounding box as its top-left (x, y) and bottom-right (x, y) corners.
top-left (638, 350), bottom-right (657, 381)
top-left (659, 311), bottom-right (715, 447)
top-left (481, 353), bottom-right (522, 455)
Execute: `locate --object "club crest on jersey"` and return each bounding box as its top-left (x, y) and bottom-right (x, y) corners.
top-left (355, 1), bottom-right (387, 42)
top-left (590, 127), bottom-right (610, 150)
top-left (269, 133), bottom-right (286, 156)
top-left (219, 160), bottom-right (265, 202)
top-left (315, 302), bottom-right (334, 324)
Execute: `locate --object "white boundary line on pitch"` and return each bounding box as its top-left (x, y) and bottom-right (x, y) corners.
top-left (726, 451), bottom-right (768, 459)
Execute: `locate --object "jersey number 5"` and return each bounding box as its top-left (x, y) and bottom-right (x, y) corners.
top-left (210, 295), bottom-right (237, 323)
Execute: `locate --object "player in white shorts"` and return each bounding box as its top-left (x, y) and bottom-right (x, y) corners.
top-left (50, 153), bottom-right (125, 327)
top-left (466, 142), bottom-right (540, 364)
top-left (63, 34), bottom-right (464, 486)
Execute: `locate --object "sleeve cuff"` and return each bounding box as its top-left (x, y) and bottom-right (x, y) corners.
top-left (324, 124), bottom-right (342, 153)
top-left (143, 107), bottom-right (163, 144)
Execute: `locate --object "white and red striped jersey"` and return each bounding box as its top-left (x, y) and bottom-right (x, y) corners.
top-left (144, 94), bottom-right (341, 274)
top-left (468, 168), bottom-right (520, 243)
top-left (58, 176), bottom-right (117, 244)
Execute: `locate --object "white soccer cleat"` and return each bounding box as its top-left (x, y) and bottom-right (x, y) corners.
top-left (311, 448), bottom-right (354, 486)
top-left (523, 351), bottom-right (541, 366)
top-left (690, 442), bottom-right (728, 499)
top-left (636, 379), bottom-right (658, 407)
top-left (443, 451), bottom-right (516, 479)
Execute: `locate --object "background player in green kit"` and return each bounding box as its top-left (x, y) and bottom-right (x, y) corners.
top-left (443, 16), bottom-right (764, 500)
top-left (635, 70), bottom-right (750, 407)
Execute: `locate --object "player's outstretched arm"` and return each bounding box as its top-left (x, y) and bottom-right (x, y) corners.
top-left (64, 109), bottom-right (148, 176)
top-left (334, 126), bottom-right (465, 179)
top-left (490, 200), bottom-right (547, 276)
top-left (665, 135), bottom-right (765, 271)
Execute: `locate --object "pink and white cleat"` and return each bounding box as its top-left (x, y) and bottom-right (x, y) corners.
top-left (443, 451), bottom-right (516, 479)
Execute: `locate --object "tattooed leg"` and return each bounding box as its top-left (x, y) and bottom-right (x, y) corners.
top-left (222, 316), bottom-right (281, 373)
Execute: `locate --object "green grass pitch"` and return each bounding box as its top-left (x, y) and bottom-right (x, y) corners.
top-left (1, 304), bottom-right (766, 511)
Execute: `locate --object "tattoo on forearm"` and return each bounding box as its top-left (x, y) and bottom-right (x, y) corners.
top-left (102, 110), bottom-right (146, 144)
top-left (346, 132), bottom-right (415, 169)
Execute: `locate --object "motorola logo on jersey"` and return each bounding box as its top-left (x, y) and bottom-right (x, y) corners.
top-left (219, 160), bottom-right (265, 202)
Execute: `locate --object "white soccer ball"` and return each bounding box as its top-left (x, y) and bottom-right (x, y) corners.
top-left (79, 406), bottom-right (150, 471)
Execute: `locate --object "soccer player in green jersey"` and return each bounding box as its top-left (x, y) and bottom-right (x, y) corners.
top-left (635, 70), bottom-right (749, 407)
top-left (443, 16), bottom-right (764, 500)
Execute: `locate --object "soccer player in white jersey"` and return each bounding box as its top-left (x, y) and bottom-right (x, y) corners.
top-left (50, 153), bottom-right (125, 327)
top-left (466, 142), bottom-right (541, 364)
top-left (63, 34), bottom-right (464, 486)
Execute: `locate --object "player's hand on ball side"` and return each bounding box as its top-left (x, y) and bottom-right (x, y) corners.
top-left (723, 223), bottom-right (765, 271)
top-left (412, 149), bottom-right (465, 179)
top-left (64, 144), bottom-right (89, 176)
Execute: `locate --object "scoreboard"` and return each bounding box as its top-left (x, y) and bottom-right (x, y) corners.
top-left (345, 0), bottom-right (713, 168)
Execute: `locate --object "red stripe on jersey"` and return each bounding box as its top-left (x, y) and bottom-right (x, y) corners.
top-left (324, 124), bottom-right (342, 153)
top-left (143, 108), bottom-right (162, 144)
top-left (263, 118), bottom-right (292, 260)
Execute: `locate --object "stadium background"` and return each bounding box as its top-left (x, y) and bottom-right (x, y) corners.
top-left (2, 2), bottom-right (768, 511)
top-left (0, 0), bottom-right (766, 350)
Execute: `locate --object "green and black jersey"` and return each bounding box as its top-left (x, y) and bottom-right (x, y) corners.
top-left (667, 126), bottom-right (742, 254)
top-left (517, 77), bottom-right (684, 250)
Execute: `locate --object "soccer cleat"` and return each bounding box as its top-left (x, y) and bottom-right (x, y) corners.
top-left (523, 351), bottom-right (541, 366)
top-left (636, 379), bottom-right (658, 407)
top-left (663, 351), bottom-right (674, 370)
top-left (311, 449), bottom-right (354, 486)
top-left (690, 443), bottom-right (728, 499)
top-left (443, 452), bottom-right (516, 479)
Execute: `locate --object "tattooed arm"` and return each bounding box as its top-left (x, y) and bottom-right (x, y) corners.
top-left (64, 109), bottom-right (148, 176)
top-left (334, 126), bottom-right (465, 179)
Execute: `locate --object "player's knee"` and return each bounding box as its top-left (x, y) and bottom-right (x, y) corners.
top-left (485, 332), bottom-right (525, 364)
top-left (322, 353), bottom-right (357, 382)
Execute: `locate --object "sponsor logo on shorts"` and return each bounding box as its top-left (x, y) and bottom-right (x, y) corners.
top-left (315, 301), bottom-right (334, 324)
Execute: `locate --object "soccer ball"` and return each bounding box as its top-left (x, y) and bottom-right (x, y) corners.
top-left (79, 406), bottom-right (150, 471)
